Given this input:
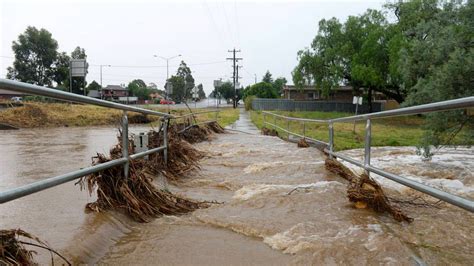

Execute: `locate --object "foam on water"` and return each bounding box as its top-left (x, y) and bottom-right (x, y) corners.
top-left (243, 161), bottom-right (324, 174)
top-left (232, 181), bottom-right (344, 201)
top-left (339, 146), bottom-right (474, 197)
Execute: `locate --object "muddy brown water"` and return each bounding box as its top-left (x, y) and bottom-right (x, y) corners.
top-left (1, 112), bottom-right (474, 265)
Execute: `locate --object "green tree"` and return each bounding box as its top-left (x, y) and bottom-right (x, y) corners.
top-left (6, 26), bottom-right (59, 86)
top-left (87, 80), bottom-right (101, 92)
top-left (197, 83), bottom-right (206, 99)
top-left (390, 0), bottom-right (474, 157)
top-left (127, 79), bottom-right (151, 100)
top-left (53, 52), bottom-right (71, 89)
top-left (262, 71), bottom-right (273, 83)
top-left (169, 61), bottom-right (194, 102)
top-left (272, 77), bottom-right (287, 96)
top-left (243, 82), bottom-right (278, 99)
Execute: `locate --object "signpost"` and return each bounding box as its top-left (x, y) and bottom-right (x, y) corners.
top-left (70, 59), bottom-right (87, 95)
top-left (192, 86), bottom-right (199, 108)
top-left (352, 96), bottom-right (363, 132)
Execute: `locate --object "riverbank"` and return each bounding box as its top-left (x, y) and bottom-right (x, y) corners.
top-left (0, 103), bottom-right (239, 128)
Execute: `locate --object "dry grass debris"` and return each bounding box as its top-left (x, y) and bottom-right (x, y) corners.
top-left (325, 158), bottom-right (413, 222)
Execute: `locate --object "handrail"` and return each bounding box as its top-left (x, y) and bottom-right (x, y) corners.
top-left (172, 109), bottom-right (219, 119)
top-left (260, 96), bottom-right (474, 213)
top-left (262, 111), bottom-right (326, 123)
top-left (329, 96), bottom-right (474, 123)
top-left (0, 79), bottom-right (172, 204)
top-left (0, 78), bottom-right (173, 118)
top-left (262, 96), bottom-right (474, 124)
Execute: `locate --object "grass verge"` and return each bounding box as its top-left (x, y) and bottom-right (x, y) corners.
top-left (0, 103), bottom-right (239, 128)
top-left (250, 110), bottom-right (427, 151)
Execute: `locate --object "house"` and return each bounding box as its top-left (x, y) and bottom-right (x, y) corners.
top-left (0, 88), bottom-right (27, 100)
top-left (282, 85), bottom-right (355, 101)
top-left (282, 85), bottom-right (390, 102)
top-left (102, 85), bottom-right (128, 101)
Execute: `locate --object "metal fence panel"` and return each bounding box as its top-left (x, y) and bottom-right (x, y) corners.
top-left (252, 98), bottom-right (382, 113)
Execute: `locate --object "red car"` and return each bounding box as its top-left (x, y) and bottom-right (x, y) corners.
top-left (160, 99), bottom-right (175, 105)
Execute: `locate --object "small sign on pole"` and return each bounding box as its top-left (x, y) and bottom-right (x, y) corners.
top-left (353, 96), bottom-right (363, 132)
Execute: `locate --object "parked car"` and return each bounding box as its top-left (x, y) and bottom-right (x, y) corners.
top-left (159, 99), bottom-right (175, 105)
top-left (10, 97), bottom-right (22, 103)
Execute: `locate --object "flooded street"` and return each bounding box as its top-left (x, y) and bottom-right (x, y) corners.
top-left (1, 111), bottom-right (474, 265)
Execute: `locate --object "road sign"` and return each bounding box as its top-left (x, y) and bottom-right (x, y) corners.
top-left (70, 59), bottom-right (87, 77)
top-left (165, 82), bottom-right (173, 94)
top-left (353, 96), bottom-right (363, 105)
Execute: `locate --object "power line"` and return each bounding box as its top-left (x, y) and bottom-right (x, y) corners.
top-left (202, 1), bottom-right (227, 50)
top-left (220, 0), bottom-right (234, 46)
top-left (234, 0), bottom-right (241, 48)
top-left (89, 60), bottom-right (226, 69)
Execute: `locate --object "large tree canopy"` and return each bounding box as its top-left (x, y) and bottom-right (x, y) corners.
top-left (7, 26), bottom-right (59, 86)
top-left (293, 0), bottom-right (473, 157)
top-left (169, 61), bottom-right (195, 102)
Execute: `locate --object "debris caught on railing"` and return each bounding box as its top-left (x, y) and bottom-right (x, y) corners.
top-left (325, 158), bottom-right (413, 223)
top-left (78, 120), bottom-right (225, 222)
top-left (261, 127), bottom-right (278, 136)
top-left (297, 138), bottom-right (310, 148)
top-left (0, 229), bottom-right (71, 265)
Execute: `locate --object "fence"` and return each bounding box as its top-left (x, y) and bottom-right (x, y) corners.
top-left (252, 98), bottom-right (383, 113)
top-left (0, 78), bottom-right (219, 204)
top-left (262, 96), bottom-right (474, 213)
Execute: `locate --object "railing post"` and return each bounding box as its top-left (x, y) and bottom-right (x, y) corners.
top-left (287, 119), bottom-right (290, 139)
top-left (329, 122), bottom-right (334, 159)
top-left (303, 121), bottom-right (306, 138)
top-left (364, 119), bottom-right (371, 176)
top-left (263, 113), bottom-right (266, 126)
top-left (122, 111), bottom-right (129, 179)
top-left (163, 118), bottom-right (168, 165)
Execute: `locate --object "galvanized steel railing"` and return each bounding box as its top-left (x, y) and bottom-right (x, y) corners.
top-left (262, 96), bottom-right (474, 213)
top-left (0, 79), bottom-right (217, 204)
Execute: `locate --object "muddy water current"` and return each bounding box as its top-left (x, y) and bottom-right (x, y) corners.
top-left (1, 112), bottom-right (474, 265)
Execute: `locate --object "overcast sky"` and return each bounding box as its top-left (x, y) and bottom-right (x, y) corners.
top-left (1, 0), bottom-right (385, 95)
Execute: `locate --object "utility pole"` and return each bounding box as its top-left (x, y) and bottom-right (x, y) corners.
top-left (254, 73), bottom-right (257, 84)
top-left (226, 48), bottom-right (242, 108)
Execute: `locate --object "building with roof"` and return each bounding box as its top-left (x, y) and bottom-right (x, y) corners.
top-left (102, 85), bottom-right (129, 101)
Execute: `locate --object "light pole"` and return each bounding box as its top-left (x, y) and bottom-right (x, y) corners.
top-left (100, 64), bottom-right (111, 99)
top-left (153, 54), bottom-right (181, 100)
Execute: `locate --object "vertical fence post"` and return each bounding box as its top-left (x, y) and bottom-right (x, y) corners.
top-left (303, 121), bottom-right (306, 138)
top-left (364, 119), bottom-right (371, 176)
top-left (263, 113), bottom-right (266, 127)
top-left (329, 122), bottom-right (334, 159)
top-left (287, 119), bottom-right (290, 139)
top-left (163, 118), bottom-right (168, 165)
top-left (122, 111), bottom-right (129, 179)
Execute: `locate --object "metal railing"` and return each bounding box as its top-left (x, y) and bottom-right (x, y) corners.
top-left (170, 109), bottom-right (220, 133)
top-left (0, 79), bottom-right (214, 204)
top-left (262, 96), bottom-right (474, 213)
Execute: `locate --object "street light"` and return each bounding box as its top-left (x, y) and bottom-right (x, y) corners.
top-left (99, 65), bottom-right (112, 100)
top-left (153, 54), bottom-right (181, 81)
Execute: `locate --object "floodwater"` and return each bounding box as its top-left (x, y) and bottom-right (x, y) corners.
top-left (1, 112), bottom-right (474, 265)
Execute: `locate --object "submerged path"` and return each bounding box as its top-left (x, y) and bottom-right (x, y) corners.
top-left (98, 110), bottom-right (474, 265)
